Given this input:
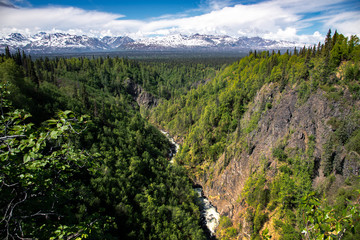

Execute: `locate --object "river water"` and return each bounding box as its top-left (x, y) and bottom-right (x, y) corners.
top-left (160, 130), bottom-right (220, 239)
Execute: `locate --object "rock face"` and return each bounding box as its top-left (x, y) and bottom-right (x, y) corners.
top-left (123, 79), bottom-right (158, 109)
top-left (193, 83), bottom-right (360, 237)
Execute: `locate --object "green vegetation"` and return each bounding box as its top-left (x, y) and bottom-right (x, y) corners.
top-left (150, 30), bottom-right (360, 239)
top-left (1, 30), bottom-right (360, 239)
top-left (152, 31), bottom-right (360, 134)
top-left (0, 52), bottom-right (209, 239)
top-left (217, 216), bottom-right (238, 240)
top-left (301, 191), bottom-right (360, 240)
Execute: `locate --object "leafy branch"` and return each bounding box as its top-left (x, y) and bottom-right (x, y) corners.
top-left (301, 191), bottom-right (360, 240)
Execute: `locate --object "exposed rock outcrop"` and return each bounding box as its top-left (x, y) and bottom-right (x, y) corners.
top-left (124, 78), bottom-right (158, 109)
top-left (193, 82), bottom-right (360, 237)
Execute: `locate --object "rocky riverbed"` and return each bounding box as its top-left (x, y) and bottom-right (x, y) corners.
top-left (161, 130), bottom-right (220, 239)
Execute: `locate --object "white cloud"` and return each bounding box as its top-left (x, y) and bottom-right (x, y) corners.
top-left (202, 0), bottom-right (235, 11)
top-left (0, 0), bottom-right (359, 44)
top-left (323, 11), bottom-right (360, 36)
top-left (264, 28), bottom-right (324, 45)
top-left (0, 6), bottom-right (135, 37)
top-left (271, 0), bottom-right (342, 13)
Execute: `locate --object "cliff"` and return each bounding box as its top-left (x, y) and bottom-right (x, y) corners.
top-left (196, 82), bottom-right (360, 238)
top-left (150, 31), bottom-right (360, 239)
top-left (124, 78), bottom-right (159, 109)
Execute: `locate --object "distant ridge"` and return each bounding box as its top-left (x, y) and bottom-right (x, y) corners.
top-left (0, 32), bottom-right (301, 54)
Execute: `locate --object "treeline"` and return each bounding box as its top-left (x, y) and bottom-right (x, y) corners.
top-left (5, 47), bottom-right (227, 103)
top-left (151, 30), bottom-right (360, 165)
top-left (150, 30), bottom-right (360, 239)
top-left (0, 49), bottom-right (210, 239)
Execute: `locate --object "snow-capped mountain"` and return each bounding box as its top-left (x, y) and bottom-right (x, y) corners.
top-left (0, 32), bottom-right (110, 53)
top-left (129, 34), bottom-right (299, 50)
top-left (101, 36), bottom-right (135, 48)
top-left (1, 33), bottom-right (32, 48)
top-left (0, 32), bottom-right (300, 54)
top-left (134, 34), bottom-right (217, 48)
top-left (28, 32), bottom-right (109, 52)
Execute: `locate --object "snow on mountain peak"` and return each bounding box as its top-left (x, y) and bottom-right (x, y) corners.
top-left (0, 32), bottom-right (301, 53)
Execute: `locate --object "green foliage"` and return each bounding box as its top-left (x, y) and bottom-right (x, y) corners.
top-left (261, 227), bottom-right (271, 240)
top-left (323, 112), bottom-right (360, 176)
top-left (217, 216), bottom-right (240, 240)
top-left (297, 81), bottom-right (311, 103)
top-left (253, 205), bottom-right (268, 233)
top-left (0, 84), bottom-right (97, 238)
top-left (272, 145), bottom-right (287, 162)
top-left (322, 140), bottom-right (335, 176)
top-left (245, 111), bottom-right (261, 134)
top-left (274, 219), bottom-right (302, 240)
top-left (150, 30), bottom-right (360, 177)
top-left (241, 172), bottom-right (269, 209)
top-left (346, 129), bottom-right (360, 154)
top-left (219, 216), bottom-right (233, 229)
top-left (147, 30), bottom-right (360, 239)
top-left (301, 192), bottom-right (360, 240)
top-left (0, 52), bottom-right (206, 239)
top-left (242, 142), bottom-right (313, 238)
top-left (1, 29), bottom-right (359, 239)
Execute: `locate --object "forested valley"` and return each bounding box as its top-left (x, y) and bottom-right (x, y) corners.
top-left (0, 48), bottom-right (230, 239)
top-left (150, 31), bottom-right (360, 240)
top-left (1, 30), bottom-right (360, 240)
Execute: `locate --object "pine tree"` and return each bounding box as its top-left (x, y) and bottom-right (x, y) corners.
top-left (5, 46), bottom-right (11, 58)
top-left (324, 29), bottom-right (332, 56)
top-left (13, 49), bottom-right (22, 66)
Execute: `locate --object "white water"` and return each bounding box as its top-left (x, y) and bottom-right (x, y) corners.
top-left (194, 188), bottom-right (220, 236)
top-left (160, 130), bottom-right (180, 164)
top-left (161, 130), bottom-right (220, 237)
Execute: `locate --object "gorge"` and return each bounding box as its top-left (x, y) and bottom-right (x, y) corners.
top-left (1, 30), bottom-right (360, 239)
top-left (161, 130), bottom-right (221, 239)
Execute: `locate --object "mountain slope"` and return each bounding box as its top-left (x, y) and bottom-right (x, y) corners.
top-left (0, 53), bottom-right (206, 239)
top-left (0, 32), bottom-right (111, 53)
top-left (126, 34), bottom-right (299, 50)
top-left (1, 32), bottom-right (300, 53)
top-left (101, 36), bottom-right (135, 48)
top-left (150, 31), bottom-right (360, 239)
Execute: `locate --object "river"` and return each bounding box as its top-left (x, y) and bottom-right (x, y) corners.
top-left (160, 130), bottom-right (220, 239)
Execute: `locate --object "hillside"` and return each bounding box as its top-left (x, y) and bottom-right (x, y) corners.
top-left (149, 30), bottom-right (360, 239)
top-left (0, 51), bottom-right (218, 239)
top-left (1, 30), bottom-right (359, 239)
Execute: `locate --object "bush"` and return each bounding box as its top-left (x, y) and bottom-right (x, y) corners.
top-left (348, 82), bottom-right (360, 100)
top-left (219, 216), bottom-right (233, 229)
top-left (274, 219), bottom-right (302, 240)
top-left (297, 81), bottom-right (310, 103)
top-left (272, 146), bottom-right (287, 162)
top-left (346, 129), bottom-right (360, 154)
top-left (254, 205), bottom-right (268, 233)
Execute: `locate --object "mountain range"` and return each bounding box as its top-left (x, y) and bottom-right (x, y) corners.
top-left (0, 32), bottom-right (301, 54)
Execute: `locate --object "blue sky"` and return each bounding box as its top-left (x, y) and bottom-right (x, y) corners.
top-left (0, 0), bottom-right (359, 44)
top-left (19, 0), bottom-right (201, 19)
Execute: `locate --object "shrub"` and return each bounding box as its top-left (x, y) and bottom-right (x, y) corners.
top-left (219, 216), bottom-right (233, 229)
top-left (346, 129), bottom-right (360, 154)
top-left (272, 146), bottom-right (287, 162)
top-left (254, 205), bottom-right (268, 233)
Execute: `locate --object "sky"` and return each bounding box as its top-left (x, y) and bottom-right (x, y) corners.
top-left (0, 0), bottom-right (359, 44)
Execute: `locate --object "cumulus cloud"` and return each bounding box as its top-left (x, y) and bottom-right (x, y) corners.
top-left (0, 0), bottom-right (359, 44)
top-left (0, 6), bottom-right (127, 35)
top-left (201, 0), bottom-right (236, 11)
top-left (263, 28), bottom-right (323, 45)
top-left (324, 11), bottom-right (360, 36)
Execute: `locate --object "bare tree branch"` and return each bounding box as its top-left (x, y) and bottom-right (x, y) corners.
top-left (0, 135), bottom-right (26, 141)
